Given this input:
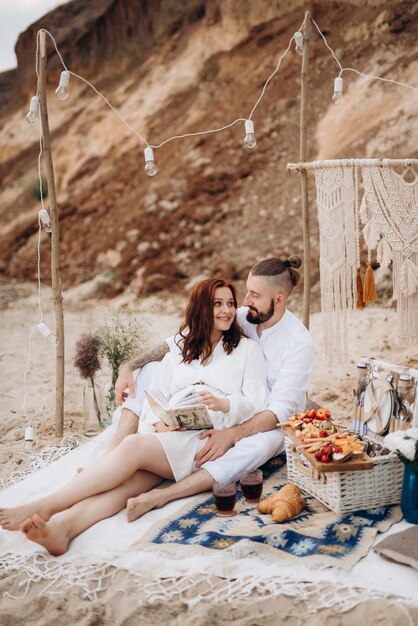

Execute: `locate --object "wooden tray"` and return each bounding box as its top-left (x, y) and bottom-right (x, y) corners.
top-left (283, 427), bottom-right (374, 473)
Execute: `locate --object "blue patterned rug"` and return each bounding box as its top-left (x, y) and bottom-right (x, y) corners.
top-left (143, 453), bottom-right (402, 569)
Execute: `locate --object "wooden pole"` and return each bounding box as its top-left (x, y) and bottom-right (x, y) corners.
top-left (288, 158), bottom-right (418, 171)
top-left (38, 30), bottom-right (65, 438)
top-left (300, 12), bottom-right (311, 329)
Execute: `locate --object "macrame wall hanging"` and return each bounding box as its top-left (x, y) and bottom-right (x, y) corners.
top-left (314, 164), bottom-right (360, 360)
top-left (312, 159), bottom-right (418, 362)
top-left (360, 164), bottom-right (418, 344)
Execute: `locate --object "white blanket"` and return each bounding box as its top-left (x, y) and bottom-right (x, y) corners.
top-left (1, 422), bottom-right (417, 611)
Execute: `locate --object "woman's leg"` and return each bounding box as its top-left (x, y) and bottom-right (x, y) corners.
top-left (21, 469), bottom-right (163, 556)
top-left (0, 434), bottom-right (173, 530)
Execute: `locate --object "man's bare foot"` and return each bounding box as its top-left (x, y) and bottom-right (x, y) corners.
top-left (0, 502), bottom-right (51, 531)
top-left (126, 490), bottom-right (166, 522)
top-left (21, 514), bottom-right (69, 556)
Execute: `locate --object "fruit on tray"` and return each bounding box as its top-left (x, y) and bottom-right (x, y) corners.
top-left (310, 435), bottom-right (366, 463)
top-left (281, 408), bottom-right (337, 441)
top-left (289, 408), bottom-right (331, 423)
top-left (282, 410), bottom-right (367, 464)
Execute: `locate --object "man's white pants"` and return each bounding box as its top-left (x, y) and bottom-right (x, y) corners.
top-left (202, 430), bottom-right (284, 483)
top-left (122, 362), bottom-right (284, 483)
top-left (122, 362), bottom-right (159, 417)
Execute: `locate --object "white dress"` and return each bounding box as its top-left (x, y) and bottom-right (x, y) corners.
top-left (138, 336), bottom-right (267, 481)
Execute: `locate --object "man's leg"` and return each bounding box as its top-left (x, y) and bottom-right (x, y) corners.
top-left (109, 361), bottom-right (160, 450)
top-left (127, 469), bottom-right (214, 521)
top-left (109, 408), bottom-right (139, 451)
top-left (202, 430), bottom-right (284, 484)
top-left (126, 430), bottom-right (284, 521)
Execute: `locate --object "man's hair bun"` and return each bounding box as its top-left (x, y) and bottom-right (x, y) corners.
top-left (287, 256), bottom-right (302, 269)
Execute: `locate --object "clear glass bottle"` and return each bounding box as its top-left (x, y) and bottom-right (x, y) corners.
top-left (398, 374), bottom-right (413, 427)
top-left (353, 361), bottom-right (368, 434)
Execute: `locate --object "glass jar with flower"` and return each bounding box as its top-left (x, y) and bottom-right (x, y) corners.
top-left (98, 312), bottom-right (149, 424)
top-left (384, 428), bottom-right (418, 524)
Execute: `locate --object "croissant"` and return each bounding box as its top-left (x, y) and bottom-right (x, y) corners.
top-left (258, 497), bottom-right (275, 514)
top-left (258, 484), bottom-right (306, 522)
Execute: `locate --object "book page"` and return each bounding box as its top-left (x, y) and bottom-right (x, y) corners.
top-left (144, 391), bottom-right (179, 427)
top-left (169, 388), bottom-right (201, 408)
top-left (145, 390), bottom-right (214, 429)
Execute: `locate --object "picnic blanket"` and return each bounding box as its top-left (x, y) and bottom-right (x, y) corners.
top-left (143, 454), bottom-right (402, 570)
top-left (0, 421), bottom-right (415, 611)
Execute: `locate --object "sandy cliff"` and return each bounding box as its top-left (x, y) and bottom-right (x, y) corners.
top-left (0, 0), bottom-right (417, 300)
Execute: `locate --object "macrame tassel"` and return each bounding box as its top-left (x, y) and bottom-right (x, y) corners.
top-left (400, 257), bottom-right (418, 297)
top-left (356, 267), bottom-right (365, 308)
top-left (376, 237), bottom-right (392, 268)
top-left (363, 261), bottom-right (377, 302)
top-left (363, 218), bottom-right (380, 250)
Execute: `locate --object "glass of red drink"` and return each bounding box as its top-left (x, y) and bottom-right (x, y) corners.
top-left (212, 481), bottom-right (237, 516)
top-left (239, 469), bottom-right (263, 504)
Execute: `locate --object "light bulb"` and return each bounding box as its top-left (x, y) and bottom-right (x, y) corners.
top-left (38, 208), bottom-right (52, 233)
top-left (294, 31), bottom-right (304, 56)
top-left (243, 120), bottom-right (257, 149)
top-left (26, 96), bottom-right (40, 125)
top-left (144, 147), bottom-right (158, 176)
top-left (24, 426), bottom-right (34, 451)
top-left (55, 70), bottom-right (70, 101)
top-left (332, 76), bottom-right (344, 105)
top-left (37, 322), bottom-right (57, 347)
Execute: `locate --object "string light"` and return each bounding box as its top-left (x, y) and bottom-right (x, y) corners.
top-left (144, 147), bottom-right (158, 176)
top-left (243, 120), bottom-right (257, 148)
top-left (310, 16), bottom-right (418, 98)
top-left (24, 426), bottom-right (35, 451)
top-left (26, 96), bottom-right (40, 125)
top-left (38, 208), bottom-right (52, 232)
top-left (294, 31), bottom-right (304, 56)
top-left (19, 16), bottom-right (417, 448)
top-left (36, 321), bottom-right (57, 347)
top-left (28, 20), bottom-right (417, 176)
top-left (332, 76), bottom-right (344, 104)
top-left (55, 70), bottom-right (70, 100)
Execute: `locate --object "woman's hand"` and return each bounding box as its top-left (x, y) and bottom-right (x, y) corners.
top-left (154, 421), bottom-right (179, 432)
top-left (198, 392), bottom-right (229, 413)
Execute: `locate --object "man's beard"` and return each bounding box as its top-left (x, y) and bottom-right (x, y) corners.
top-left (246, 298), bottom-right (275, 325)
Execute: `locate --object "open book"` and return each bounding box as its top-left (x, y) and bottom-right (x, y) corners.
top-left (145, 389), bottom-right (213, 430)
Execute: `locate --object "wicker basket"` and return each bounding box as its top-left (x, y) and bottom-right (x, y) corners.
top-left (285, 436), bottom-right (404, 514)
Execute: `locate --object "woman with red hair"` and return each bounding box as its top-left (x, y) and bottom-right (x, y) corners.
top-left (1, 279), bottom-right (266, 555)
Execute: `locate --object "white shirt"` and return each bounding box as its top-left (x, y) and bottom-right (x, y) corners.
top-left (140, 336), bottom-right (267, 430)
top-left (237, 306), bottom-right (313, 422)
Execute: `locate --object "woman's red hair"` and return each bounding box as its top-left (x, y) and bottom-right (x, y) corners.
top-left (178, 278), bottom-right (242, 364)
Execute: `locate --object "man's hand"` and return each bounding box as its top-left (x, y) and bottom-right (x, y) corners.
top-left (154, 421), bottom-right (180, 432)
top-left (194, 429), bottom-right (236, 466)
top-left (115, 365), bottom-right (135, 405)
top-left (198, 392), bottom-right (229, 413)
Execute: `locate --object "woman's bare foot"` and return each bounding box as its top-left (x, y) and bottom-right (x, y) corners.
top-left (0, 502), bottom-right (51, 531)
top-left (126, 490), bottom-right (165, 522)
top-left (21, 514), bottom-right (69, 556)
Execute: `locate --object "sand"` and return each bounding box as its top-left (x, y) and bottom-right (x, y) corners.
top-left (1, 279), bottom-right (417, 625)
